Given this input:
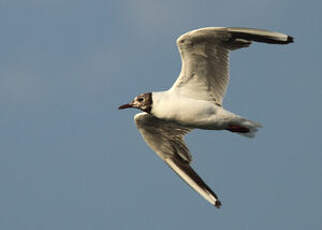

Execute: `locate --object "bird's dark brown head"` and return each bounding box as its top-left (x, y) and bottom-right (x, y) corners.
top-left (118, 92), bottom-right (152, 113)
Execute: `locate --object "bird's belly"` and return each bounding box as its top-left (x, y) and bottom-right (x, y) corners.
top-left (159, 100), bottom-right (229, 130)
top-left (176, 113), bottom-right (228, 130)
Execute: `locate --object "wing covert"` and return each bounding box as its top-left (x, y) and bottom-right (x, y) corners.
top-left (134, 112), bottom-right (192, 162)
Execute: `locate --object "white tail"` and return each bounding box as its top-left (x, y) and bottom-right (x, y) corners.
top-left (226, 117), bottom-right (262, 138)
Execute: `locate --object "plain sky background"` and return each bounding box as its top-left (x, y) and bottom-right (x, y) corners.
top-left (1, 0), bottom-right (321, 229)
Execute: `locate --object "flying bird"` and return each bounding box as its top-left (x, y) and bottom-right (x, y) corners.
top-left (119, 27), bottom-right (293, 208)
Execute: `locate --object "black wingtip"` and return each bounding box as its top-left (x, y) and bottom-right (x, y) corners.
top-left (214, 200), bottom-right (222, 208)
top-left (287, 35), bottom-right (294, 43)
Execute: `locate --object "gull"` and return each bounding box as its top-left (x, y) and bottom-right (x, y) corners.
top-left (119, 27), bottom-right (293, 208)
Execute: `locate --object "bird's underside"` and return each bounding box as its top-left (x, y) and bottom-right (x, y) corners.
top-left (120, 27), bottom-right (293, 208)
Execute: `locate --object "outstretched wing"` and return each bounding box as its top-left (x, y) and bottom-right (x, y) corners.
top-left (171, 27), bottom-right (293, 105)
top-left (134, 112), bottom-right (221, 207)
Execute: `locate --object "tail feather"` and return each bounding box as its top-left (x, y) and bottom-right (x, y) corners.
top-left (227, 118), bottom-right (262, 138)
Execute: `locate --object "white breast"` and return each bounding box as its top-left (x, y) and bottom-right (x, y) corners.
top-left (151, 91), bottom-right (221, 128)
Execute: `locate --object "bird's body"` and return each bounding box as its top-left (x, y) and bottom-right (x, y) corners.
top-left (152, 90), bottom-right (246, 131)
top-left (119, 27), bottom-right (293, 208)
top-left (152, 90), bottom-right (222, 128)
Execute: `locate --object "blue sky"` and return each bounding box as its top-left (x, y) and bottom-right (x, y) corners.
top-left (1, 0), bottom-right (321, 229)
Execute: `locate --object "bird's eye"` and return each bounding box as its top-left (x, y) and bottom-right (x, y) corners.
top-left (138, 97), bottom-right (144, 102)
